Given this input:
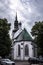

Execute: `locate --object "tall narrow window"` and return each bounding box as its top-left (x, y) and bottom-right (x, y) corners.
top-left (18, 45), bottom-right (20, 56)
top-left (25, 45), bottom-right (29, 56)
top-left (33, 46), bottom-right (36, 57)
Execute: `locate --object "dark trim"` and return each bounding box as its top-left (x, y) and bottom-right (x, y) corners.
top-left (14, 40), bottom-right (33, 43)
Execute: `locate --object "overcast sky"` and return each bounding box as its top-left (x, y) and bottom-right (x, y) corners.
top-left (0, 0), bottom-right (43, 38)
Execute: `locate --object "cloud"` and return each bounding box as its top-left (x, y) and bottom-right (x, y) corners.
top-left (0, 0), bottom-right (43, 38)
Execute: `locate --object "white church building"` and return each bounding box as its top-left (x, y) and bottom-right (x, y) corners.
top-left (11, 14), bottom-right (37, 60)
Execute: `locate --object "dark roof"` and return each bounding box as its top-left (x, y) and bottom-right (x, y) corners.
top-left (15, 28), bottom-right (33, 41)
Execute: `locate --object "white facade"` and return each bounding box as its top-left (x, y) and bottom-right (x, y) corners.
top-left (12, 37), bottom-right (37, 60)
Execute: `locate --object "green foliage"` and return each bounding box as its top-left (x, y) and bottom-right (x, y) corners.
top-left (0, 18), bottom-right (12, 58)
top-left (31, 21), bottom-right (43, 56)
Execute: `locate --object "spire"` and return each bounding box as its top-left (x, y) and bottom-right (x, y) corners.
top-left (15, 12), bottom-right (17, 21)
top-left (15, 12), bottom-right (18, 22)
top-left (13, 12), bottom-right (19, 33)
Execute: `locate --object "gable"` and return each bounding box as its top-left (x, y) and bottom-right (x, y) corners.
top-left (15, 28), bottom-right (33, 41)
top-left (14, 29), bottom-right (22, 38)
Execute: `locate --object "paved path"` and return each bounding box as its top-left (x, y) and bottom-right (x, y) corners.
top-left (15, 61), bottom-right (40, 65)
top-left (15, 61), bottom-right (29, 65)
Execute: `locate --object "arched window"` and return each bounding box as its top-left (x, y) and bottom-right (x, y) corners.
top-left (33, 46), bottom-right (36, 57)
top-left (18, 45), bottom-right (20, 56)
top-left (25, 45), bottom-right (29, 56)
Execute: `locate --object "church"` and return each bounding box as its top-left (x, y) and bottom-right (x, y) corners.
top-left (11, 14), bottom-right (37, 60)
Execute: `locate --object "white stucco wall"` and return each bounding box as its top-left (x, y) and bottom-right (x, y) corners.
top-left (12, 41), bottom-right (37, 60)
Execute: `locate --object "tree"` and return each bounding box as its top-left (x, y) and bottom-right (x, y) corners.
top-left (31, 21), bottom-right (43, 56)
top-left (0, 18), bottom-right (12, 58)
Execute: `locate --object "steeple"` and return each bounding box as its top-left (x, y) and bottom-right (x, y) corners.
top-left (13, 13), bottom-right (19, 32)
top-left (15, 12), bottom-right (17, 21)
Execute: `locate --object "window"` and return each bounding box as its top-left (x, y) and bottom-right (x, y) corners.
top-left (18, 45), bottom-right (20, 56)
top-left (33, 46), bottom-right (36, 57)
top-left (25, 45), bottom-right (29, 56)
